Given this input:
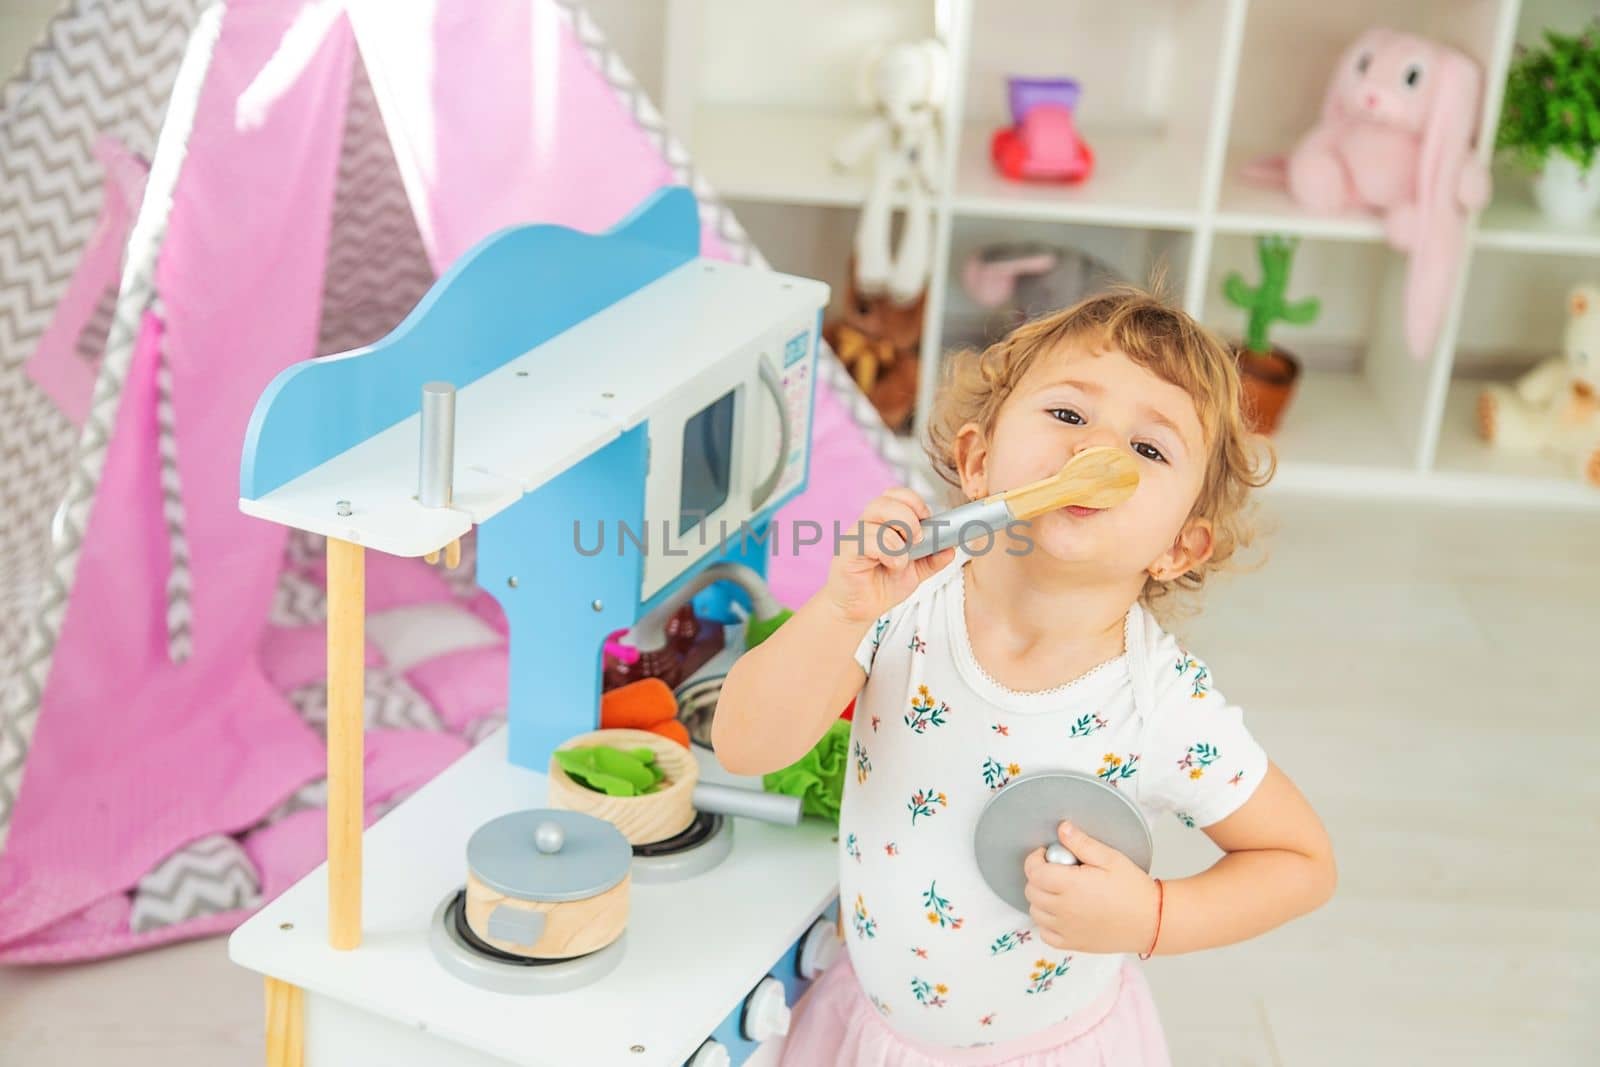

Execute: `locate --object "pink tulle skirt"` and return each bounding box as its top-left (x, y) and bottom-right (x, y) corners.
top-left (779, 955), bottom-right (1171, 1067)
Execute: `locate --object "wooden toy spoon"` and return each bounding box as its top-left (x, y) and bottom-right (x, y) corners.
top-left (907, 446), bottom-right (1139, 559)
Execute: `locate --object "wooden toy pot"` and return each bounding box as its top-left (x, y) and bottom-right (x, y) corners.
top-left (462, 809), bottom-right (631, 960)
top-left (548, 728), bottom-right (700, 846)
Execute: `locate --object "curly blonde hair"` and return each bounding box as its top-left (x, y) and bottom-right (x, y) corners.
top-left (925, 284), bottom-right (1275, 613)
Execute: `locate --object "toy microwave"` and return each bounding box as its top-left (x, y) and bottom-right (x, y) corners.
top-left (637, 282), bottom-right (819, 601)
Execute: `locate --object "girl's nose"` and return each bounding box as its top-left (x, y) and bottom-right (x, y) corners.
top-left (1072, 426), bottom-right (1121, 454)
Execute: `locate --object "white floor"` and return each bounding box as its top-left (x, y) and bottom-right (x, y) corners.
top-left (1, 493), bottom-right (1596, 1066)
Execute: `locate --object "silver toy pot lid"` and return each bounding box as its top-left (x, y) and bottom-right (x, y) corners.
top-left (973, 771), bottom-right (1153, 914)
top-left (467, 809), bottom-right (632, 902)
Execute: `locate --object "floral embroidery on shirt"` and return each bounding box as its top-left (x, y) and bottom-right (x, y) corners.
top-left (909, 632), bottom-right (927, 653)
top-left (854, 740), bottom-right (873, 784)
top-left (911, 977), bottom-right (949, 1007)
top-left (981, 757), bottom-right (1021, 790)
top-left (1026, 957), bottom-right (1072, 994)
top-left (923, 881), bottom-right (964, 929)
top-left (1175, 811), bottom-right (1197, 829)
top-left (870, 994), bottom-right (892, 1016)
top-left (906, 685), bottom-right (951, 733)
top-left (852, 894), bottom-right (878, 940)
top-left (912, 946), bottom-right (929, 959)
top-left (989, 929), bottom-right (1033, 955)
top-left (980, 1013), bottom-right (996, 1027)
top-left (1096, 752), bottom-right (1139, 787)
top-left (1177, 742), bottom-right (1219, 779)
top-left (870, 615), bottom-right (891, 651)
top-left (1175, 652), bottom-right (1210, 697)
top-left (885, 841), bottom-right (899, 856)
top-left (991, 723), bottom-right (1010, 736)
top-left (846, 833), bottom-right (862, 861)
top-left (908, 787), bottom-right (948, 824)
top-left (871, 715), bottom-right (881, 732)
top-left (1069, 713), bottom-right (1109, 738)
top-left (1228, 769), bottom-right (1245, 786)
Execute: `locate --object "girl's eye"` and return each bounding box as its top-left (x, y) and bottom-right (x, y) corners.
top-left (1134, 442), bottom-right (1167, 463)
top-left (1049, 408), bottom-right (1085, 425)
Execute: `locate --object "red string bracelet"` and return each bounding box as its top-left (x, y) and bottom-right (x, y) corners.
top-left (1139, 878), bottom-right (1164, 960)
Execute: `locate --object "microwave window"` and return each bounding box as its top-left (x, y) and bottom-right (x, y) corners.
top-left (679, 388), bottom-right (736, 535)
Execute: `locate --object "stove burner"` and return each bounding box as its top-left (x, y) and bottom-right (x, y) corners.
top-left (675, 675), bottom-right (723, 749)
top-left (629, 810), bottom-right (734, 883)
top-left (634, 811), bottom-right (720, 857)
top-left (428, 890), bottom-right (626, 994)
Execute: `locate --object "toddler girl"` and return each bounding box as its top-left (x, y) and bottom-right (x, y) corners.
top-left (713, 288), bottom-right (1337, 1065)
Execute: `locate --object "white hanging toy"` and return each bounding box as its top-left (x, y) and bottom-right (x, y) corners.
top-left (832, 39), bottom-right (948, 305)
top-left (1477, 283), bottom-right (1600, 487)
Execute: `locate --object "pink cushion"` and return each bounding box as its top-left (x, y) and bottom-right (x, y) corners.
top-left (405, 644), bottom-right (509, 730)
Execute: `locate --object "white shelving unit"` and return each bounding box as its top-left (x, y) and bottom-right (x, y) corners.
top-left (662, 0), bottom-right (1600, 511)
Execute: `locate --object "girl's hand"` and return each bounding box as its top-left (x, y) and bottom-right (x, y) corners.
top-left (823, 488), bottom-right (955, 624)
top-left (1023, 822), bottom-right (1161, 955)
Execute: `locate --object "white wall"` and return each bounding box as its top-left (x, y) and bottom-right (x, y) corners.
top-left (0, 0), bottom-right (62, 81)
top-left (580, 0), bottom-right (667, 102)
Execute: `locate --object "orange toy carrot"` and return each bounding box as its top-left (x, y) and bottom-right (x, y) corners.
top-left (601, 677), bottom-right (678, 730)
top-left (646, 718), bottom-right (691, 749)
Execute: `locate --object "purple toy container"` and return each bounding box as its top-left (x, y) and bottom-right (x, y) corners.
top-left (1007, 77), bottom-right (1080, 123)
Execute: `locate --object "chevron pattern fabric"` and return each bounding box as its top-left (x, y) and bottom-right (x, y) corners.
top-left (0, 0), bottom-right (206, 851)
top-left (314, 53), bottom-right (435, 358)
top-left (287, 669), bottom-right (445, 736)
top-left (128, 833), bottom-right (262, 934)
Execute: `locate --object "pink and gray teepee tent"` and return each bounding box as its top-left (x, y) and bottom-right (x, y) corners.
top-left (0, 0), bottom-right (933, 964)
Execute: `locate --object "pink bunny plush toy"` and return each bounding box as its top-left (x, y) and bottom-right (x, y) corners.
top-left (1283, 27), bottom-right (1491, 359)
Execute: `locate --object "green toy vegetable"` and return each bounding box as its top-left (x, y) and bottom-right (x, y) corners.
top-left (555, 745), bottom-right (666, 797)
top-left (743, 607), bottom-right (795, 651)
top-left (763, 718), bottom-right (850, 823)
top-left (1223, 235), bottom-right (1320, 356)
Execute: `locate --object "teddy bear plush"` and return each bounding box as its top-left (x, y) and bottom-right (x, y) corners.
top-left (1477, 283), bottom-right (1600, 486)
top-left (824, 264), bottom-right (925, 432)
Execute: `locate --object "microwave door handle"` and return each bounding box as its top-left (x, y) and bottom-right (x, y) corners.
top-left (749, 354), bottom-right (790, 513)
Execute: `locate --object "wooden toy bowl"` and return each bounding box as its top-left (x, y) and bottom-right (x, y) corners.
top-left (547, 728), bottom-right (699, 846)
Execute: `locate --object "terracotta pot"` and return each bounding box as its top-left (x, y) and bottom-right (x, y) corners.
top-left (1235, 346), bottom-right (1300, 435)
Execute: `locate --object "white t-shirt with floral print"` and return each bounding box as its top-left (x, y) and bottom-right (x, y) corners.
top-left (837, 552), bottom-right (1268, 1050)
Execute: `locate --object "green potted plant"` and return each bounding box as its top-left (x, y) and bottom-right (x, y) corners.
top-left (1223, 235), bottom-right (1320, 435)
top-left (1496, 19), bottom-right (1600, 224)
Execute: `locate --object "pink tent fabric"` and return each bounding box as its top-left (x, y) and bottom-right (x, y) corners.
top-left (0, 0), bottom-right (896, 963)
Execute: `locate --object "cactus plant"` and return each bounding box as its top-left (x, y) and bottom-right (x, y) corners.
top-left (1223, 235), bottom-right (1321, 355)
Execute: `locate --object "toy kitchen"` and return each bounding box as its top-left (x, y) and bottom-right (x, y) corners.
top-left (229, 187), bottom-right (844, 1067)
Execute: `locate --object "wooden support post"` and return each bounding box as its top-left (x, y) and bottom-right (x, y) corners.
top-left (327, 537), bottom-right (365, 951)
top-left (265, 977), bottom-right (304, 1067)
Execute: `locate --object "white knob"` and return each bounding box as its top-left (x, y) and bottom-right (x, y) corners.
top-left (534, 821), bottom-right (565, 854)
top-left (687, 1040), bottom-right (730, 1067)
top-left (797, 916), bottom-right (842, 980)
top-left (742, 977), bottom-right (791, 1042)
top-left (1045, 843), bottom-right (1079, 866)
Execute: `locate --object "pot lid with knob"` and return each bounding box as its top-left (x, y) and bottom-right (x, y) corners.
top-left (467, 809), bottom-right (632, 902)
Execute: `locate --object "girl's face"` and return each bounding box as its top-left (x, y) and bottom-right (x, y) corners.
top-left (959, 340), bottom-right (1213, 582)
